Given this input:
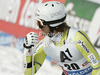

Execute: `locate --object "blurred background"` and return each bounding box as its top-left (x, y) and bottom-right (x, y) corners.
top-left (0, 0), bottom-right (100, 75)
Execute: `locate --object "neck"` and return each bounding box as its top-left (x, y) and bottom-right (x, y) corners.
top-left (50, 32), bottom-right (63, 43)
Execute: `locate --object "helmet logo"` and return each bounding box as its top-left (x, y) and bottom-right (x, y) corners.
top-left (51, 11), bottom-right (62, 18)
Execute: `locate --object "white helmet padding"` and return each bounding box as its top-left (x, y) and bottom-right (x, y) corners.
top-left (35, 1), bottom-right (67, 27)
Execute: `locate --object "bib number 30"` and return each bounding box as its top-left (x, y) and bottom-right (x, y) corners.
top-left (60, 48), bottom-right (80, 70)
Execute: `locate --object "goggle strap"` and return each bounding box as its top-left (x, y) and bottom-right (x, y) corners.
top-left (41, 15), bottom-right (66, 25)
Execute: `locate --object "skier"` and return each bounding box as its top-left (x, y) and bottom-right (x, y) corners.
top-left (23, 1), bottom-right (100, 75)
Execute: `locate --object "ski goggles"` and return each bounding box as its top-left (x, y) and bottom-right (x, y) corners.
top-left (36, 19), bottom-right (46, 29)
top-left (35, 15), bottom-right (66, 28)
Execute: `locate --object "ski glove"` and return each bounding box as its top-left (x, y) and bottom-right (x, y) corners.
top-left (23, 32), bottom-right (38, 56)
top-left (24, 32), bottom-right (38, 48)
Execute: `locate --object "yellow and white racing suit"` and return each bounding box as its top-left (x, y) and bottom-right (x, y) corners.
top-left (24, 27), bottom-right (100, 75)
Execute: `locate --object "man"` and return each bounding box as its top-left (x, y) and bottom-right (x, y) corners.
top-left (23, 1), bottom-right (100, 75)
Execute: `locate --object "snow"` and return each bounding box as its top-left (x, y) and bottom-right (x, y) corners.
top-left (0, 46), bottom-right (24, 75)
top-left (0, 46), bottom-right (62, 75)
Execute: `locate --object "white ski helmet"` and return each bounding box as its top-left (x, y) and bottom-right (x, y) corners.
top-left (35, 1), bottom-right (67, 27)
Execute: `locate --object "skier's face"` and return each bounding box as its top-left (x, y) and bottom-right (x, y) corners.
top-left (40, 25), bottom-right (50, 34)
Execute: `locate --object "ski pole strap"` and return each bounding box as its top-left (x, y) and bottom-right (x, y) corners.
top-left (27, 61), bottom-right (32, 68)
top-left (23, 43), bottom-right (34, 49)
top-left (27, 61), bottom-right (42, 68)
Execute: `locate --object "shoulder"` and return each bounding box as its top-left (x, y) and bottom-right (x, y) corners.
top-left (69, 27), bottom-right (79, 35)
top-left (67, 27), bottom-right (79, 38)
top-left (74, 30), bottom-right (90, 40)
top-left (74, 30), bottom-right (91, 49)
top-left (68, 27), bottom-right (90, 43)
top-left (67, 26), bottom-right (89, 39)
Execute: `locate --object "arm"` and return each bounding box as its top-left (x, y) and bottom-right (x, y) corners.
top-left (34, 46), bottom-right (47, 73)
top-left (23, 32), bottom-right (47, 75)
top-left (24, 44), bottom-right (47, 75)
top-left (74, 31), bottom-right (100, 75)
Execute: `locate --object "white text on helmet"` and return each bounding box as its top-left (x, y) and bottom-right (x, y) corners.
top-left (51, 11), bottom-right (62, 18)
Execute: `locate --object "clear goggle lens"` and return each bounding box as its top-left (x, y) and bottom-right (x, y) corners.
top-left (36, 18), bottom-right (45, 28)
